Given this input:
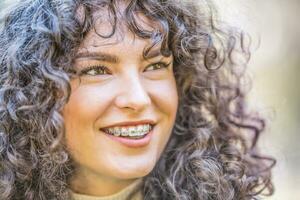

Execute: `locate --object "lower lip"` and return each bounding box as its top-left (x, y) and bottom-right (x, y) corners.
top-left (103, 128), bottom-right (153, 148)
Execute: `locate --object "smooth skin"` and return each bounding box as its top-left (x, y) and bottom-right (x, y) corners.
top-left (62, 6), bottom-right (179, 197)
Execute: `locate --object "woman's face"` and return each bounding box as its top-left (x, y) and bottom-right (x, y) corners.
top-left (62, 10), bottom-right (178, 194)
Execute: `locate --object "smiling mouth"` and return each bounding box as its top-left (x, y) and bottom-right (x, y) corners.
top-left (100, 124), bottom-right (154, 140)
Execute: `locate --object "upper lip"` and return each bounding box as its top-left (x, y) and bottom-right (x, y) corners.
top-left (100, 119), bottom-right (156, 129)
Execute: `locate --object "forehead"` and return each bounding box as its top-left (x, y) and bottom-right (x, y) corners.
top-left (76, 1), bottom-right (165, 53)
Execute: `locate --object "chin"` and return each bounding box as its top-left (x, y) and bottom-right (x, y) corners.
top-left (112, 163), bottom-right (154, 179)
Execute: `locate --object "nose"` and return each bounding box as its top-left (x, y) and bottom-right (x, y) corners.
top-left (114, 72), bottom-right (151, 112)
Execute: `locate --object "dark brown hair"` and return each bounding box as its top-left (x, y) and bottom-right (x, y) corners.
top-left (0, 0), bottom-right (275, 199)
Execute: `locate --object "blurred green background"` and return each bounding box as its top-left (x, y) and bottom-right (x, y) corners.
top-left (0, 0), bottom-right (299, 199)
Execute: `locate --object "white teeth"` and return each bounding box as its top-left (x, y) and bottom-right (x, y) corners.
top-left (137, 125), bottom-right (144, 131)
top-left (103, 124), bottom-right (153, 137)
top-left (107, 127), bottom-right (122, 136)
top-left (121, 127), bottom-right (128, 136)
top-left (128, 127), bottom-right (136, 136)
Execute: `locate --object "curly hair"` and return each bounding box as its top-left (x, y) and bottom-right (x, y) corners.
top-left (0, 0), bottom-right (275, 199)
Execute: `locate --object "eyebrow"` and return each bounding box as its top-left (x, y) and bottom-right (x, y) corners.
top-left (75, 48), bottom-right (167, 63)
top-left (75, 52), bottom-right (119, 63)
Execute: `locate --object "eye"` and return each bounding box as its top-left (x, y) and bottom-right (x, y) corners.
top-left (144, 62), bottom-right (171, 72)
top-left (79, 65), bottom-right (111, 76)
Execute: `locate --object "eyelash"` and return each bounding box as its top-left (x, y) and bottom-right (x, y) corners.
top-left (144, 62), bottom-right (171, 72)
top-left (79, 62), bottom-right (171, 76)
top-left (79, 65), bottom-right (111, 76)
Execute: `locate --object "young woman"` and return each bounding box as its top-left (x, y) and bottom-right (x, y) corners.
top-left (0, 0), bottom-right (275, 199)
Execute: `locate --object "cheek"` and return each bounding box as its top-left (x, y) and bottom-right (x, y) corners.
top-left (62, 84), bottom-right (115, 154)
top-left (63, 84), bottom-right (113, 123)
top-left (147, 79), bottom-right (178, 152)
top-left (147, 79), bottom-right (178, 116)
top-left (62, 85), bottom-right (113, 148)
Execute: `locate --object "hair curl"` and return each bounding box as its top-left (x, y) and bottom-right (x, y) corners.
top-left (0, 0), bottom-right (275, 199)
